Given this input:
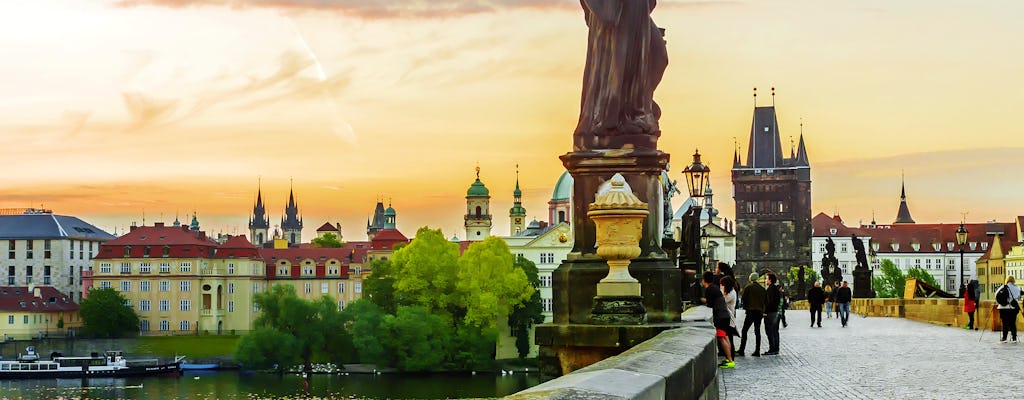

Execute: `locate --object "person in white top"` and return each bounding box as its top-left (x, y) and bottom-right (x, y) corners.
top-left (995, 275), bottom-right (1021, 343)
top-left (721, 275), bottom-right (739, 361)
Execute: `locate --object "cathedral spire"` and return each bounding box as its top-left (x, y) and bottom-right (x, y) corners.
top-left (893, 172), bottom-right (915, 224)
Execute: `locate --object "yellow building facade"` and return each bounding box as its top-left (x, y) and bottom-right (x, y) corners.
top-left (0, 285), bottom-right (83, 340)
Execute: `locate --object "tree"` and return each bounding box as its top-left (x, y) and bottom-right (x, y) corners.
top-left (234, 328), bottom-right (299, 372)
top-left (362, 259), bottom-right (398, 314)
top-left (311, 233), bottom-right (344, 248)
top-left (871, 260), bottom-right (939, 298)
top-left (236, 284), bottom-right (354, 373)
top-left (78, 288), bottom-right (139, 337)
top-left (508, 255), bottom-right (545, 358)
top-left (343, 299), bottom-right (392, 366)
top-left (380, 306), bottom-right (451, 372)
top-left (455, 237), bottom-right (533, 330)
top-left (391, 227), bottom-right (461, 317)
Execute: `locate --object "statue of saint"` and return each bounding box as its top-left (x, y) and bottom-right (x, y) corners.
top-left (852, 234), bottom-right (869, 269)
top-left (575, 0), bottom-right (668, 151)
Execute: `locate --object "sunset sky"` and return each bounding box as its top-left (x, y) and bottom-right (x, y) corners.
top-left (2, 0), bottom-right (1022, 240)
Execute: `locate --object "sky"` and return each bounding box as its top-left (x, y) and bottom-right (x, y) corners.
top-left (2, 0), bottom-right (1022, 240)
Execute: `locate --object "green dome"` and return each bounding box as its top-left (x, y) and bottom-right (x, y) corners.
top-left (551, 171), bottom-right (573, 202)
top-left (384, 206), bottom-right (396, 217)
top-left (467, 178), bottom-right (490, 197)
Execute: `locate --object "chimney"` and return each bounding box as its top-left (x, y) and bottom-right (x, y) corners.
top-left (155, 222), bottom-right (165, 227)
top-left (130, 225), bottom-right (138, 232)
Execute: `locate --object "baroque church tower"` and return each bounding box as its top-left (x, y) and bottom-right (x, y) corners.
top-left (249, 182), bottom-right (270, 246)
top-left (465, 167), bottom-right (493, 240)
top-left (731, 89), bottom-right (812, 285)
top-left (509, 167), bottom-right (527, 235)
top-left (281, 183), bottom-right (303, 245)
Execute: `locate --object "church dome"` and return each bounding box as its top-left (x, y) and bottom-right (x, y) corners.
top-left (467, 178), bottom-right (489, 197)
top-left (384, 206), bottom-right (396, 217)
top-left (551, 171), bottom-right (573, 202)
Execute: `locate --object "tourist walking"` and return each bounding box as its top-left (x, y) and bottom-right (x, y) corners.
top-left (824, 284), bottom-right (834, 319)
top-left (836, 281), bottom-right (853, 327)
top-left (737, 272), bottom-right (766, 357)
top-left (963, 280), bottom-right (979, 330)
top-left (807, 281), bottom-right (825, 327)
top-left (701, 271), bottom-right (735, 368)
top-left (995, 276), bottom-right (1021, 343)
top-left (763, 272), bottom-right (783, 355)
top-left (721, 275), bottom-right (739, 360)
top-left (779, 293), bottom-right (790, 328)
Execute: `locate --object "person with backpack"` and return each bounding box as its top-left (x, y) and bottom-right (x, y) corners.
top-left (995, 276), bottom-right (1021, 343)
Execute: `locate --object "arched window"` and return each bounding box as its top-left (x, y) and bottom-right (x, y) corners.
top-left (558, 211), bottom-right (566, 223)
top-left (475, 206), bottom-right (482, 217)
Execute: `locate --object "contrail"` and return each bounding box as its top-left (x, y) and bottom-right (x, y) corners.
top-left (287, 18), bottom-right (357, 144)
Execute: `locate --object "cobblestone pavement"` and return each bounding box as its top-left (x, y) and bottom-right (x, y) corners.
top-left (718, 309), bottom-right (1024, 399)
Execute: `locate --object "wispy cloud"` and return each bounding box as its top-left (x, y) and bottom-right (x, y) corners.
top-left (122, 92), bottom-right (179, 131)
top-left (114, 0), bottom-right (578, 18)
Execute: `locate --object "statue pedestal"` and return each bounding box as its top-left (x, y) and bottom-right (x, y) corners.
top-left (534, 322), bottom-right (682, 377)
top-left (853, 267), bottom-right (874, 298)
top-left (591, 295), bottom-right (646, 325)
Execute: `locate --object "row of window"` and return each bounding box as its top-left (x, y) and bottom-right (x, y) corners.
top-left (299, 282), bottom-right (361, 294)
top-left (4, 240), bottom-right (97, 260)
top-left (5, 314), bottom-right (71, 325)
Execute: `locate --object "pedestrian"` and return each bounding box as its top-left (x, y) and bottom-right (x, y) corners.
top-left (737, 272), bottom-right (765, 357)
top-left (721, 275), bottom-right (739, 360)
top-left (994, 275), bottom-right (1021, 343)
top-left (779, 292), bottom-right (790, 328)
top-left (824, 283), bottom-right (834, 319)
top-left (963, 280), bottom-right (978, 330)
top-left (763, 272), bottom-right (783, 355)
top-left (701, 271), bottom-right (736, 368)
top-left (807, 281), bottom-right (825, 328)
top-left (836, 281), bottom-right (853, 327)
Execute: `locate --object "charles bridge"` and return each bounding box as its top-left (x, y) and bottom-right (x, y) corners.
top-left (510, 298), bottom-right (1024, 399)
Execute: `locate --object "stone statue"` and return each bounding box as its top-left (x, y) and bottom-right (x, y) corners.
top-left (575, 0), bottom-right (668, 151)
top-left (852, 234), bottom-right (868, 269)
top-left (661, 166), bottom-right (680, 238)
top-left (820, 237), bottom-right (841, 285)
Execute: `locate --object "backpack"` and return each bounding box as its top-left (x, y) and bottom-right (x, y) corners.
top-left (995, 285), bottom-right (1010, 307)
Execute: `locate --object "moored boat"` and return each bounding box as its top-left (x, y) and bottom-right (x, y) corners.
top-left (0, 347), bottom-right (182, 379)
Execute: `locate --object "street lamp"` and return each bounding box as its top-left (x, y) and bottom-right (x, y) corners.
top-left (682, 149), bottom-right (711, 201)
top-left (955, 223), bottom-right (968, 296)
top-left (700, 228), bottom-right (710, 272)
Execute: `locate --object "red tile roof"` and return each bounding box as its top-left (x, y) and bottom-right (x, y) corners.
top-left (0, 286), bottom-right (78, 312)
top-left (812, 213), bottom-right (863, 237)
top-left (860, 222), bottom-right (1017, 255)
top-left (370, 228), bottom-right (409, 250)
top-left (316, 222), bottom-right (338, 232)
top-left (215, 235), bottom-right (260, 259)
top-left (258, 242), bottom-right (369, 279)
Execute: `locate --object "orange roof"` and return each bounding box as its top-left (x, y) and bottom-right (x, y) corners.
top-left (860, 222), bottom-right (1017, 255)
top-left (0, 286), bottom-right (78, 312)
top-left (105, 223), bottom-right (217, 247)
top-left (316, 222), bottom-right (338, 232)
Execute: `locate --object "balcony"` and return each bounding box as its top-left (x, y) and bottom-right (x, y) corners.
top-left (199, 268), bottom-right (225, 276)
top-left (200, 309), bottom-right (224, 317)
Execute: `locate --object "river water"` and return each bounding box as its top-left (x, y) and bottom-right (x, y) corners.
top-left (0, 339), bottom-right (544, 399)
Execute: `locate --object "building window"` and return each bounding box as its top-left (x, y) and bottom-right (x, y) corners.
top-left (840, 243), bottom-right (848, 253)
top-left (139, 300), bottom-right (151, 312)
top-left (180, 281), bottom-right (191, 292)
top-left (8, 315), bottom-right (13, 324)
top-left (44, 240), bottom-right (51, 259)
top-left (277, 266), bottom-right (289, 277)
top-left (120, 263), bottom-right (131, 274)
top-left (120, 281), bottom-right (131, 292)
top-left (159, 263), bottom-right (170, 273)
top-left (140, 320), bottom-right (150, 331)
top-left (100, 263), bottom-right (112, 274)
top-left (354, 282), bottom-right (362, 294)
top-left (542, 298), bottom-right (552, 313)
top-left (338, 283), bottom-right (345, 293)
top-left (228, 283), bottom-right (235, 294)
top-left (253, 283), bottom-right (260, 293)
top-left (228, 263), bottom-right (235, 274)
top-left (140, 281), bottom-right (151, 292)
top-left (23, 315), bottom-right (29, 324)
top-left (8, 241), bottom-right (15, 259)
top-left (321, 283), bottom-right (328, 294)
top-left (304, 283), bottom-right (312, 294)
top-left (158, 281), bottom-right (170, 292)
top-left (180, 262), bottom-right (192, 273)
top-left (352, 266), bottom-right (361, 276)
top-left (180, 300), bottom-right (191, 311)
top-left (139, 263), bottom-right (151, 274)
top-left (26, 241), bottom-right (34, 259)
top-left (159, 300), bottom-right (169, 311)
top-left (228, 301), bottom-right (234, 313)
top-left (159, 320), bottom-right (169, 331)
top-left (303, 265), bottom-right (315, 276)
top-left (179, 321), bottom-right (190, 331)
top-left (338, 300), bottom-right (345, 311)
top-left (540, 275), bottom-right (552, 288)
top-left (757, 226), bottom-right (772, 255)
top-left (99, 281), bottom-right (111, 289)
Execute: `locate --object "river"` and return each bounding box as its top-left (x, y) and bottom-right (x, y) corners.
top-left (0, 339), bottom-right (545, 399)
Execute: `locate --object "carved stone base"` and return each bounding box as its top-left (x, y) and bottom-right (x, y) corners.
top-left (552, 257), bottom-right (680, 324)
top-left (592, 295), bottom-right (646, 325)
top-left (853, 267), bottom-right (874, 298)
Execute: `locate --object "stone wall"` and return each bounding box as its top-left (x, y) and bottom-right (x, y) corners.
top-left (849, 299), bottom-right (1022, 331)
top-left (508, 307), bottom-right (719, 400)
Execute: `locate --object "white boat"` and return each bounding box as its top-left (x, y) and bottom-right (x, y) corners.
top-left (0, 347), bottom-right (182, 379)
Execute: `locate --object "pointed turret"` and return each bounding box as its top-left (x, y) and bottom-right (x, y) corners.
top-left (189, 212), bottom-right (200, 232)
top-left (893, 176), bottom-right (915, 224)
top-left (795, 133), bottom-right (809, 167)
top-left (733, 146), bottom-right (741, 167)
top-left (384, 201), bottom-right (397, 229)
top-left (509, 167), bottom-right (527, 235)
top-left (367, 198), bottom-right (388, 240)
top-left (281, 182), bottom-right (303, 245)
top-left (745, 106), bottom-right (785, 169)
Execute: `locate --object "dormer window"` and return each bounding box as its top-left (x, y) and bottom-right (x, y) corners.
top-left (932, 243), bottom-right (941, 251)
top-left (829, 228), bottom-right (837, 235)
top-left (123, 246), bottom-right (131, 258)
top-left (891, 243), bottom-right (900, 252)
top-left (982, 242), bottom-right (989, 251)
top-left (969, 242), bottom-right (978, 251)
top-left (947, 242), bottom-right (954, 251)
top-left (911, 243), bottom-right (920, 252)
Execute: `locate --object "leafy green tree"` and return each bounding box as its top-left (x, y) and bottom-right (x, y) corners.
top-left (78, 288), bottom-right (139, 337)
top-left (872, 259), bottom-right (903, 298)
top-left (447, 323), bottom-right (498, 371)
top-left (381, 306), bottom-right (451, 372)
top-left (311, 232), bottom-right (344, 248)
top-left (343, 299), bottom-right (392, 366)
top-left (234, 328), bottom-right (299, 372)
top-left (907, 267), bottom-right (939, 288)
top-left (455, 237), bottom-right (533, 330)
top-left (786, 266), bottom-right (819, 287)
top-left (236, 284), bottom-right (354, 373)
top-left (508, 255), bottom-right (544, 358)
top-left (391, 227), bottom-right (461, 317)
top-left (362, 259), bottom-right (398, 314)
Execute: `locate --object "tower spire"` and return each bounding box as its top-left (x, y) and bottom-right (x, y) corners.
top-left (894, 172), bottom-right (915, 224)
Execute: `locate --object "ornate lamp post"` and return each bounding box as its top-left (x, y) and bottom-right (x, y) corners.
top-left (955, 223), bottom-right (968, 296)
top-left (682, 149), bottom-right (711, 271)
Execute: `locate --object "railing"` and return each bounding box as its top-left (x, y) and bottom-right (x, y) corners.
top-left (200, 309), bottom-right (223, 317)
top-left (199, 268), bottom-right (225, 276)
